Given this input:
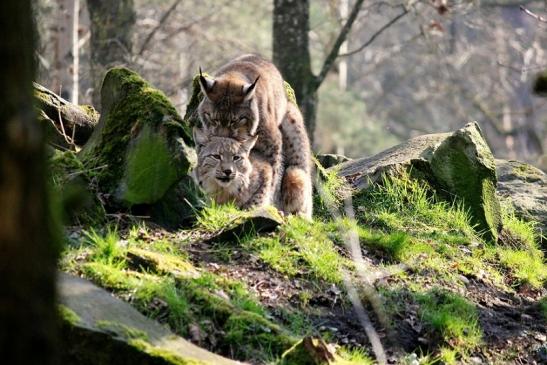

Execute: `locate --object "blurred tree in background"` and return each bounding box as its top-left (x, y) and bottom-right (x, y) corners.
top-left (1, 0), bottom-right (59, 363)
top-left (34, 0), bottom-right (547, 168)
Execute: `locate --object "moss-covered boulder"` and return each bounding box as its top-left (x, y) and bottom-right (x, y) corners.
top-left (79, 67), bottom-right (201, 226)
top-left (496, 159), bottom-right (546, 244)
top-left (58, 273), bottom-right (241, 365)
top-left (335, 123), bottom-right (502, 243)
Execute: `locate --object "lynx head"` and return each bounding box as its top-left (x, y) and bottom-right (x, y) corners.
top-left (197, 69), bottom-right (260, 138)
top-left (193, 127), bottom-right (258, 192)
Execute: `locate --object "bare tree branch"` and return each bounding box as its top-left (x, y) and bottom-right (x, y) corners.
top-left (312, 0), bottom-right (365, 91)
top-left (339, 5), bottom-right (409, 57)
top-left (520, 5), bottom-right (547, 23)
top-left (138, 0), bottom-right (182, 56)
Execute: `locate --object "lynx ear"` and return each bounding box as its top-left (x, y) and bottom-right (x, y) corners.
top-left (242, 134), bottom-right (258, 152)
top-left (199, 67), bottom-right (215, 96)
top-left (242, 76), bottom-right (259, 100)
top-left (193, 126), bottom-right (209, 146)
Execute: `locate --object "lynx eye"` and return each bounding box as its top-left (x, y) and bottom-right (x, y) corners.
top-left (233, 155), bottom-right (242, 161)
top-left (237, 117), bottom-right (248, 125)
top-left (210, 154), bottom-right (221, 160)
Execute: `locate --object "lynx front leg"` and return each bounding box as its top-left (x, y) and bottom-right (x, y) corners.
top-left (241, 164), bottom-right (274, 210)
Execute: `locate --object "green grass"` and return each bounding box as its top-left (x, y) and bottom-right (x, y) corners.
top-left (63, 226), bottom-right (297, 363)
top-left (242, 217), bottom-right (348, 283)
top-left (83, 226), bottom-right (125, 264)
top-left (495, 248), bottom-right (547, 288)
top-left (196, 202), bottom-right (247, 231)
top-left (416, 288), bottom-right (482, 358)
top-left (354, 173), bottom-right (476, 241)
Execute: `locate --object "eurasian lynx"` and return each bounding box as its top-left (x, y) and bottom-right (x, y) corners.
top-left (197, 54), bottom-right (312, 218)
top-left (193, 127), bottom-right (273, 209)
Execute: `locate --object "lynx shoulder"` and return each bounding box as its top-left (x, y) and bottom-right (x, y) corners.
top-left (193, 127), bottom-right (273, 210)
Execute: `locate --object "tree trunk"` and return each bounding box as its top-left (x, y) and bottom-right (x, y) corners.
top-left (87, 0), bottom-right (135, 110)
top-left (0, 1), bottom-right (59, 363)
top-left (272, 0), bottom-right (317, 144)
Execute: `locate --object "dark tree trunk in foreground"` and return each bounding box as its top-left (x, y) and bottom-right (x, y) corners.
top-left (87, 0), bottom-right (135, 110)
top-left (273, 0), bottom-right (317, 142)
top-left (273, 0), bottom-right (364, 147)
top-left (0, 1), bottom-right (59, 363)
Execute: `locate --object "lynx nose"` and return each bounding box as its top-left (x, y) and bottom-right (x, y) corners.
top-left (223, 169), bottom-right (233, 176)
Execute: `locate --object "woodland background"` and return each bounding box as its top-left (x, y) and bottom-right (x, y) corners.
top-left (34, 0), bottom-right (547, 168)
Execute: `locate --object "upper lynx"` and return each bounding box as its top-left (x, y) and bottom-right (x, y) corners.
top-left (197, 54), bottom-right (312, 218)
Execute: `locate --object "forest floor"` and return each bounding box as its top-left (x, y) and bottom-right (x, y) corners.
top-left (60, 174), bottom-right (547, 364)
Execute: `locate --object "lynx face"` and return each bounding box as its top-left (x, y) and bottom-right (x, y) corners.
top-left (197, 74), bottom-right (260, 138)
top-left (193, 127), bottom-right (257, 192)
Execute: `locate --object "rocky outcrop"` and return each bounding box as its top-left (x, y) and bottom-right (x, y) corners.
top-left (58, 272), bottom-right (244, 365)
top-left (496, 159), bottom-right (546, 239)
top-left (78, 67), bottom-right (202, 227)
top-left (334, 123), bottom-right (502, 243)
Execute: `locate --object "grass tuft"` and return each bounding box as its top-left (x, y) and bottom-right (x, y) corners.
top-left (416, 288), bottom-right (482, 355)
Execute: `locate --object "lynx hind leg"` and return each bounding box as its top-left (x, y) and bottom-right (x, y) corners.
top-left (280, 102), bottom-right (311, 171)
top-left (281, 166), bottom-right (312, 219)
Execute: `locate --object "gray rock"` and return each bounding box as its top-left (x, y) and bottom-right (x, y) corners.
top-left (58, 272), bottom-right (244, 364)
top-left (335, 122), bottom-right (502, 243)
top-left (496, 159), bottom-right (546, 240)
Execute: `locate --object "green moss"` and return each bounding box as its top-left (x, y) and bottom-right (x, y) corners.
top-left (128, 339), bottom-right (209, 365)
top-left (182, 75), bottom-right (205, 128)
top-left (96, 320), bottom-right (149, 341)
top-left (416, 289), bottom-right (482, 354)
top-left (59, 304), bottom-right (81, 326)
top-left (121, 124), bottom-right (182, 204)
top-left (49, 149), bottom-right (106, 225)
top-left (127, 248), bottom-right (198, 279)
top-left (80, 67), bottom-right (193, 204)
top-left (284, 81), bottom-right (297, 105)
top-left (430, 124), bottom-right (501, 243)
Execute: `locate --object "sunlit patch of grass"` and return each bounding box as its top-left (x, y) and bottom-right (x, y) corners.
top-left (83, 226), bottom-right (125, 264)
top-left (500, 202), bottom-right (538, 249)
top-left (243, 217), bottom-right (348, 283)
top-left (416, 288), bottom-right (482, 357)
top-left (354, 172), bottom-right (477, 241)
top-left (313, 157), bottom-right (354, 214)
top-left (495, 247), bottom-right (547, 288)
top-left (196, 202), bottom-right (247, 231)
top-left (337, 346), bottom-right (374, 364)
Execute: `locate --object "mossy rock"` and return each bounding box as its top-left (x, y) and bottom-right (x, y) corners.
top-left (58, 273), bottom-right (241, 365)
top-left (496, 159), bottom-right (546, 244)
top-left (335, 122), bottom-right (502, 243)
top-left (79, 67), bottom-right (201, 226)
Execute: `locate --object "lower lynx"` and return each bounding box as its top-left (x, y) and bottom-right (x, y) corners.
top-left (193, 127), bottom-right (273, 209)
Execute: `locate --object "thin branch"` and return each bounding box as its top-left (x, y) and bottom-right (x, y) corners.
top-left (520, 5), bottom-right (547, 23)
top-left (339, 5), bottom-right (409, 58)
top-left (312, 0), bottom-right (365, 91)
top-left (138, 0), bottom-right (183, 55)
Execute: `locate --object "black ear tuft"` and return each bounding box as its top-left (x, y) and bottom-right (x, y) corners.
top-left (199, 67), bottom-right (215, 93)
